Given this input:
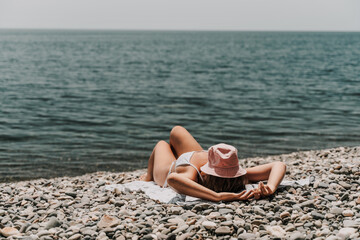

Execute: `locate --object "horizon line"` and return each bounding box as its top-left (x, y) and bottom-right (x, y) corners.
top-left (0, 27), bottom-right (359, 33)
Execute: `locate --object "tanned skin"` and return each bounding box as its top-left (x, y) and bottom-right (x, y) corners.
top-left (140, 126), bottom-right (286, 202)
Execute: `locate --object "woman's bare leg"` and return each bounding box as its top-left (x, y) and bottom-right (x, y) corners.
top-left (169, 126), bottom-right (203, 158)
top-left (140, 148), bottom-right (156, 181)
top-left (140, 140), bottom-right (176, 187)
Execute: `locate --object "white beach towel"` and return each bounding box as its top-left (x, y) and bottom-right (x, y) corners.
top-left (105, 176), bottom-right (314, 205)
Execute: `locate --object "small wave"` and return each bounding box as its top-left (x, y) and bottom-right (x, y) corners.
top-left (0, 134), bottom-right (37, 142)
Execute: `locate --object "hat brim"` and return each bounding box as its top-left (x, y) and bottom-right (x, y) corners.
top-left (200, 163), bottom-right (247, 178)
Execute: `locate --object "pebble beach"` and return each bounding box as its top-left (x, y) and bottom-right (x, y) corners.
top-left (1, 146), bottom-right (359, 240)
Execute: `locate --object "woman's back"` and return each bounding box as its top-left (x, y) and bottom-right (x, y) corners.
top-left (175, 151), bottom-right (208, 173)
top-left (163, 151), bottom-right (208, 187)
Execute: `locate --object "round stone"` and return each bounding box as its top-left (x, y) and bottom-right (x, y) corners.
top-left (311, 211), bottom-right (325, 220)
top-left (318, 182), bottom-right (329, 188)
top-left (253, 206), bottom-right (266, 216)
top-left (330, 207), bottom-right (343, 215)
top-left (80, 228), bottom-right (97, 236)
top-left (69, 233), bottom-right (82, 240)
top-left (169, 206), bottom-right (182, 215)
top-left (238, 233), bottom-right (256, 240)
top-left (202, 221), bottom-right (217, 230)
top-left (337, 228), bottom-right (357, 239)
top-left (324, 195), bottom-right (337, 201)
top-left (304, 222), bottom-right (313, 228)
top-left (97, 215), bottom-right (120, 229)
top-left (343, 220), bottom-right (359, 228)
top-left (265, 226), bottom-right (286, 238)
top-left (172, 224), bottom-right (189, 234)
top-left (0, 227), bottom-right (20, 237)
top-left (289, 231), bottom-right (306, 240)
top-left (314, 220), bottom-right (322, 228)
top-left (319, 228), bottom-right (331, 236)
top-left (215, 226), bottom-right (232, 235)
top-left (37, 230), bottom-right (50, 237)
top-left (220, 221), bottom-right (233, 226)
top-left (280, 211), bottom-right (291, 219)
top-left (219, 208), bottom-right (233, 215)
top-left (342, 210), bottom-right (354, 217)
top-left (233, 219), bottom-right (245, 227)
top-left (45, 217), bottom-right (61, 229)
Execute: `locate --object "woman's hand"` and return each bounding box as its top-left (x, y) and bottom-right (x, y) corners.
top-left (248, 181), bottom-right (275, 200)
top-left (245, 161), bottom-right (286, 197)
top-left (218, 190), bottom-right (253, 202)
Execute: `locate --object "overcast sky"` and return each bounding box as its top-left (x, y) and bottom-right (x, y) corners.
top-left (0, 0), bottom-right (359, 31)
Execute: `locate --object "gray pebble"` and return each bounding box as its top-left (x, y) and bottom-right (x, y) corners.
top-left (325, 236), bottom-right (341, 240)
top-left (343, 220), bottom-right (359, 228)
top-left (289, 232), bottom-right (306, 240)
top-left (172, 224), bottom-right (189, 234)
top-left (298, 200), bottom-right (315, 208)
top-left (192, 203), bottom-right (211, 211)
top-left (69, 233), bottom-right (82, 240)
top-left (280, 211), bottom-right (291, 219)
top-left (45, 217), bottom-right (61, 229)
top-left (311, 211), bottom-right (325, 220)
top-left (169, 206), bottom-right (183, 215)
top-left (324, 195), bottom-right (337, 201)
top-left (65, 192), bottom-right (77, 198)
top-left (220, 221), bottom-right (233, 226)
top-left (202, 221), bottom-right (217, 230)
top-left (80, 228), bottom-right (97, 236)
top-left (318, 182), bottom-right (329, 188)
top-left (20, 222), bottom-right (31, 233)
top-left (342, 210), bottom-right (354, 217)
top-left (37, 230), bottom-right (50, 237)
top-left (238, 233), bottom-right (256, 240)
top-left (338, 181), bottom-right (351, 189)
top-left (215, 226), bottom-right (232, 235)
top-left (219, 208), bottom-right (233, 215)
top-left (304, 222), bottom-right (313, 228)
top-left (252, 220), bottom-right (266, 226)
top-left (330, 207), bottom-right (343, 215)
top-left (254, 206), bottom-right (266, 216)
top-left (340, 193), bottom-right (349, 201)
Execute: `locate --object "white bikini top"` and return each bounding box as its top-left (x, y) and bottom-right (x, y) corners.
top-left (163, 150), bottom-right (206, 188)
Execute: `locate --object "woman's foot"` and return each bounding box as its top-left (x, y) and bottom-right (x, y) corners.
top-left (139, 173), bottom-right (153, 181)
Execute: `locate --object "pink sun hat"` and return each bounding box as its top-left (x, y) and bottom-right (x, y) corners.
top-left (200, 143), bottom-right (247, 178)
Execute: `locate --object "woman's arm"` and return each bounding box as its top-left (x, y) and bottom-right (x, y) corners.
top-left (166, 172), bottom-right (252, 202)
top-left (245, 161), bottom-right (286, 193)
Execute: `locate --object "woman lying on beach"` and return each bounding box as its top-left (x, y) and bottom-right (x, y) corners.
top-left (140, 126), bottom-right (286, 202)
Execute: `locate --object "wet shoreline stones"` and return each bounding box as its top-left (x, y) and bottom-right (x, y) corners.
top-left (0, 145), bottom-right (359, 239)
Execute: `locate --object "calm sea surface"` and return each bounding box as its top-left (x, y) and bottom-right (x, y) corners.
top-left (0, 30), bottom-right (359, 182)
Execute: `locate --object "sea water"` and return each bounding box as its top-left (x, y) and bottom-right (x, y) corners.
top-left (0, 30), bottom-right (359, 181)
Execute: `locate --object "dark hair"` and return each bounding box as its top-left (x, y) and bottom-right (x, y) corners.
top-left (201, 174), bottom-right (248, 193)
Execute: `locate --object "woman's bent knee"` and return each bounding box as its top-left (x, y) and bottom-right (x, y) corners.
top-left (155, 140), bottom-right (170, 151)
top-left (170, 126), bottom-right (187, 141)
